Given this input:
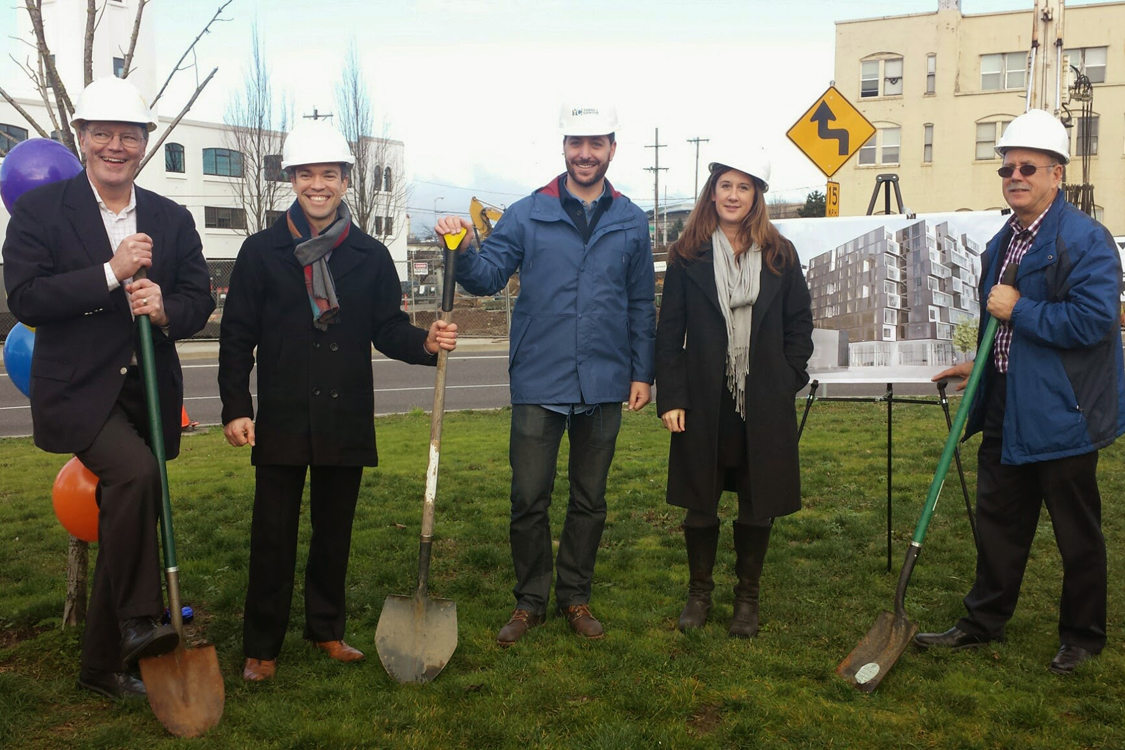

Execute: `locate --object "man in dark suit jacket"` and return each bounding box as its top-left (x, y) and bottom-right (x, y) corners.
top-left (2, 77), bottom-right (215, 699)
top-left (218, 120), bottom-right (457, 682)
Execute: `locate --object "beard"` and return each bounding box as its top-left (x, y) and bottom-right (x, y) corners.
top-left (566, 157), bottom-right (610, 188)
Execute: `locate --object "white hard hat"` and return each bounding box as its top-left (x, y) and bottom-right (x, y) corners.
top-left (559, 103), bottom-right (618, 137)
top-left (70, 77), bottom-right (156, 132)
top-left (709, 146), bottom-right (771, 193)
top-left (281, 120), bottom-right (355, 170)
top-left (995, 109), bottom-right (1070, 165)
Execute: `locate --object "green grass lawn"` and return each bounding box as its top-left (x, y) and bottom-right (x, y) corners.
top-left (1, 403), bottom-right (1123, 749)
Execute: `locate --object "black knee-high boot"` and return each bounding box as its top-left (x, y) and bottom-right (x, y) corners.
top-left (730, 522), bottom-right (771, 638)
top-left (677, 523), bottom-right (720, 631)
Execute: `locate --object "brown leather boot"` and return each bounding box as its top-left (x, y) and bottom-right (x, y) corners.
top-left (730, 522), bottom-right (771, 638)
top-left (677, 523), bottom-right (720, 631)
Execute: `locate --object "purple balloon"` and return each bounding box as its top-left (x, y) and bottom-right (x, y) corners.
top-left (1, 138), bottom-right (84, 213)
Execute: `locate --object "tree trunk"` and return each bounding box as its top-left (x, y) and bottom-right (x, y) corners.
top-left (63, 536), bottom-right (88, 627)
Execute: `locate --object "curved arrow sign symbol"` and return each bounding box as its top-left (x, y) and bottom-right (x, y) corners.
top-left (810, 101), bottom-right (849, 156)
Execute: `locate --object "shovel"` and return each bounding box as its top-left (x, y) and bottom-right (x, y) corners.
top-left (131, 269), bottom-right (224, 736)
top-left (837, 262), bottom-right (1018, 692)
top-left (375, 228), bottom-right (464, 684)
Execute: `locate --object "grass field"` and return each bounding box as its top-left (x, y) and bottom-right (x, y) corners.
top-left (1, 402), bottom-right (1123, 749)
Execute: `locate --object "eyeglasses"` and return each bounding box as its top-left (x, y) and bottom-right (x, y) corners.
top-left (997, 163), bottom-right (1056, 178)
top-left (84, 128), bottom-right (145, 149)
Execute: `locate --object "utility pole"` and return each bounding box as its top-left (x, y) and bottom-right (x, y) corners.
top-left (645, 128), bottom-right (668, 247)
top-left (686, 136), bottom-right (709, 198)
top-left (303, 107), bottom-right (333, 121)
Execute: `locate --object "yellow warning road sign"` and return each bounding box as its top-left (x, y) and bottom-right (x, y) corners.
top-left (787, 86), bottom-right (875, 178)
top-left (826, 181), bottom-right (840, 217)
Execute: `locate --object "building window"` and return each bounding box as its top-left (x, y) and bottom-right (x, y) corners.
top-left (981, 52), bottom-right (1027, 91)
top-left (1074, 114), bottom-right (1099, 156)
top-left (861, 57), bottom-right (903, 98)
top-left (859, 126), bottom-right (901, 165)
top-left (204, 206), bottom-right (247, 230)
top-left (113, 56), bottom-right (125, 78)
top-left (925, 54), bottom-right (936, 95)
top-left (263, 154), bottom-right (286, 182)
top-left (372, 164), bottom-right (383, 191)
top-left (374, 217), bottom-right (383, 235)
top-left (975, 120), bottom-right (1010, 160)
top-left (164, 142), bottom-right (184, 173)
top-left (923, 123), bottom-right (933, 163)
top-left (0, 122), bottom-right (29, 156)
top-left (383, 166), bottom-right (393, 192)
top-left (384, 216), bottom-right (393, 235)
top-left (202, 148), bottom-right (243, 177)
top-left (265, 210), bottom-right (285, 225)
top-left (1065, 46), bottom-right (1106, 84)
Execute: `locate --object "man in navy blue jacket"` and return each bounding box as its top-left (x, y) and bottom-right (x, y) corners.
top-left (435, 103), bottom-right (655, 645)
top-left (916, 109), bottom-right (1125, 675)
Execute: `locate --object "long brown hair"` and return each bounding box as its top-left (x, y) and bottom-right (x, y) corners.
top-left (668, 165), bottom-right (794, 274)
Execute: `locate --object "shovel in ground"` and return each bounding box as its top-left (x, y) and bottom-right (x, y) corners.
top-left (375, 229), bottom-right (464, 684)
top-left (131, 270), bottom-right (224, 736)
top-left (837, 262), bottom-right (1018, 692)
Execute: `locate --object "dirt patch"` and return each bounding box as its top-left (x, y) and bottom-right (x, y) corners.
top-left (687, 703), bottom-right (723, 738)
top-left (0, 623), bottom-right (52, 651)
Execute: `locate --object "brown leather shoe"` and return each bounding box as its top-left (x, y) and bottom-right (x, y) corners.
top-left (315, 640), bottom-right (365, 663)
top-left (496, 609), bottom-right (545, 646)
top-left (561, 604), bottom-right (605, 640)
top-left (242, 658), bottom-right (276, 682)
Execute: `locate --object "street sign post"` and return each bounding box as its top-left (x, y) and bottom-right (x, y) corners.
top-left (787, 86), bottom-right (876, 178)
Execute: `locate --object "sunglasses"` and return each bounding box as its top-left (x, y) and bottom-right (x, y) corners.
top-left (997, 163), bottom-right (1056, 178)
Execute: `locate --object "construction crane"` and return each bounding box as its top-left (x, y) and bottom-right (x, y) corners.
top-left (468, 196), bottom-right (520, 307)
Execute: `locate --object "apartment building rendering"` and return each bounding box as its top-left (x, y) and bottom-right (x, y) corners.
top-left (805, 218), bottom-right (983, 366)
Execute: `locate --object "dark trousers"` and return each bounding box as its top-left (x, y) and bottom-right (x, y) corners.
top-left (242, 464), bottom-right (363, 659)
top-left (76, 370), bottom-right (164, 673)
top-left (959, 436), bottom-right (1107, 652)
top-left (509, 404), bottom-right (621, 613)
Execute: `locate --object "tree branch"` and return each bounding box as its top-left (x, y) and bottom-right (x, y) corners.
top-left (0, 84), bottom-right (53, 140)
top-left (149, 0), bottom-right (233, 109)
top-left (83, 0), bottom-right (95, 86)
top-left (138, 66), bottom-right (218, 174)
top-left (120, 0), bottom-right (149, 80)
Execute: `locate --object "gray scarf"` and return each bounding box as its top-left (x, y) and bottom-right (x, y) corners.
top-left (712, 229), bottom-right (761, 418)
top-left (289, 201), bottom-right (352, 331)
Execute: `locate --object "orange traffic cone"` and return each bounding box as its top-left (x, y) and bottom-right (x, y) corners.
top-left (181, 405), bottom-right (199, 432)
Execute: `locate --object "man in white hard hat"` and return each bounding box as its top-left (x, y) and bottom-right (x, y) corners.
top-left (2, 77), bottom-right (215, 698)
top-left (219, 120), bottom-right (457, 681)
top-left (916, 108), bottom-right (1125, 675)
top-left (435, 103), bottom-right (655, 645)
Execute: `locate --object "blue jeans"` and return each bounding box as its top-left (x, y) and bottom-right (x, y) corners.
top-left (508, 403), bottom-right (622, 613)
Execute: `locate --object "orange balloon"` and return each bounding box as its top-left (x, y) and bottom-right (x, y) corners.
top-left (52, 456), bottom-right (99, 542)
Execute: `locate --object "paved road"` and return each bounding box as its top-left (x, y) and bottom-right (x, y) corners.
top-left (0, 338), bottom-right (513, 439)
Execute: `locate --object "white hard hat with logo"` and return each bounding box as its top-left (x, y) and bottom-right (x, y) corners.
top-left (70, 77), bottom-right (156, 132)
top-left (559, 103), bottom-right (618, 137)
top-left (709, 146), bottom-right (772, 193)
top-left (995, 109), bottom-right (1070, 165)
top-left (281, 120), bottom-right (355, 170)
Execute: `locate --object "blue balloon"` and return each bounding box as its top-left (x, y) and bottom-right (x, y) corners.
top-left (0, 138), bottom-right (84, 213)
top-left (3, 322), bottom-right (34, 398)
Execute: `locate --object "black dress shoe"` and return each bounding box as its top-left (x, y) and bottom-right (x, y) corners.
top-left (119, 617), bottom-right (179, 666)
top-left (913, 626), bottom-right (992, 650)
top-left (1049, 644), bottom-right (1094, 675)
top-left (78, 670), bottom-right (146, 699)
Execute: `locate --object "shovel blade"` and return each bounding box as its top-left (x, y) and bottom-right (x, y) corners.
top-left (139, 645), bottom-right (224, 737)
top-left (375, 593), bottom-right (457, 684)
top-left (836, 610), bottom-right (919, 693)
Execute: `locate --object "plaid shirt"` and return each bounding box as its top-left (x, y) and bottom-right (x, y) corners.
top-left (993, 207), bottom-right (1050, 373)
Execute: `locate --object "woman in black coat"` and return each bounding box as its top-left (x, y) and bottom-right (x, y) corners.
top-left (655, 147), bottom-right (812, 637)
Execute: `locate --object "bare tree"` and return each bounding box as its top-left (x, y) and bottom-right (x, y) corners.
top-left (0, 0), bottom-right (231, 165)
top-left (334, 42), bottom-right (406, 245)
top-left (223, 23), bottom-right (290, 236)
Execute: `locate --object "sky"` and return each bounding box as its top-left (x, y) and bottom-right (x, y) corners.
top-left (2, 0), bottom-right (1103, 234)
